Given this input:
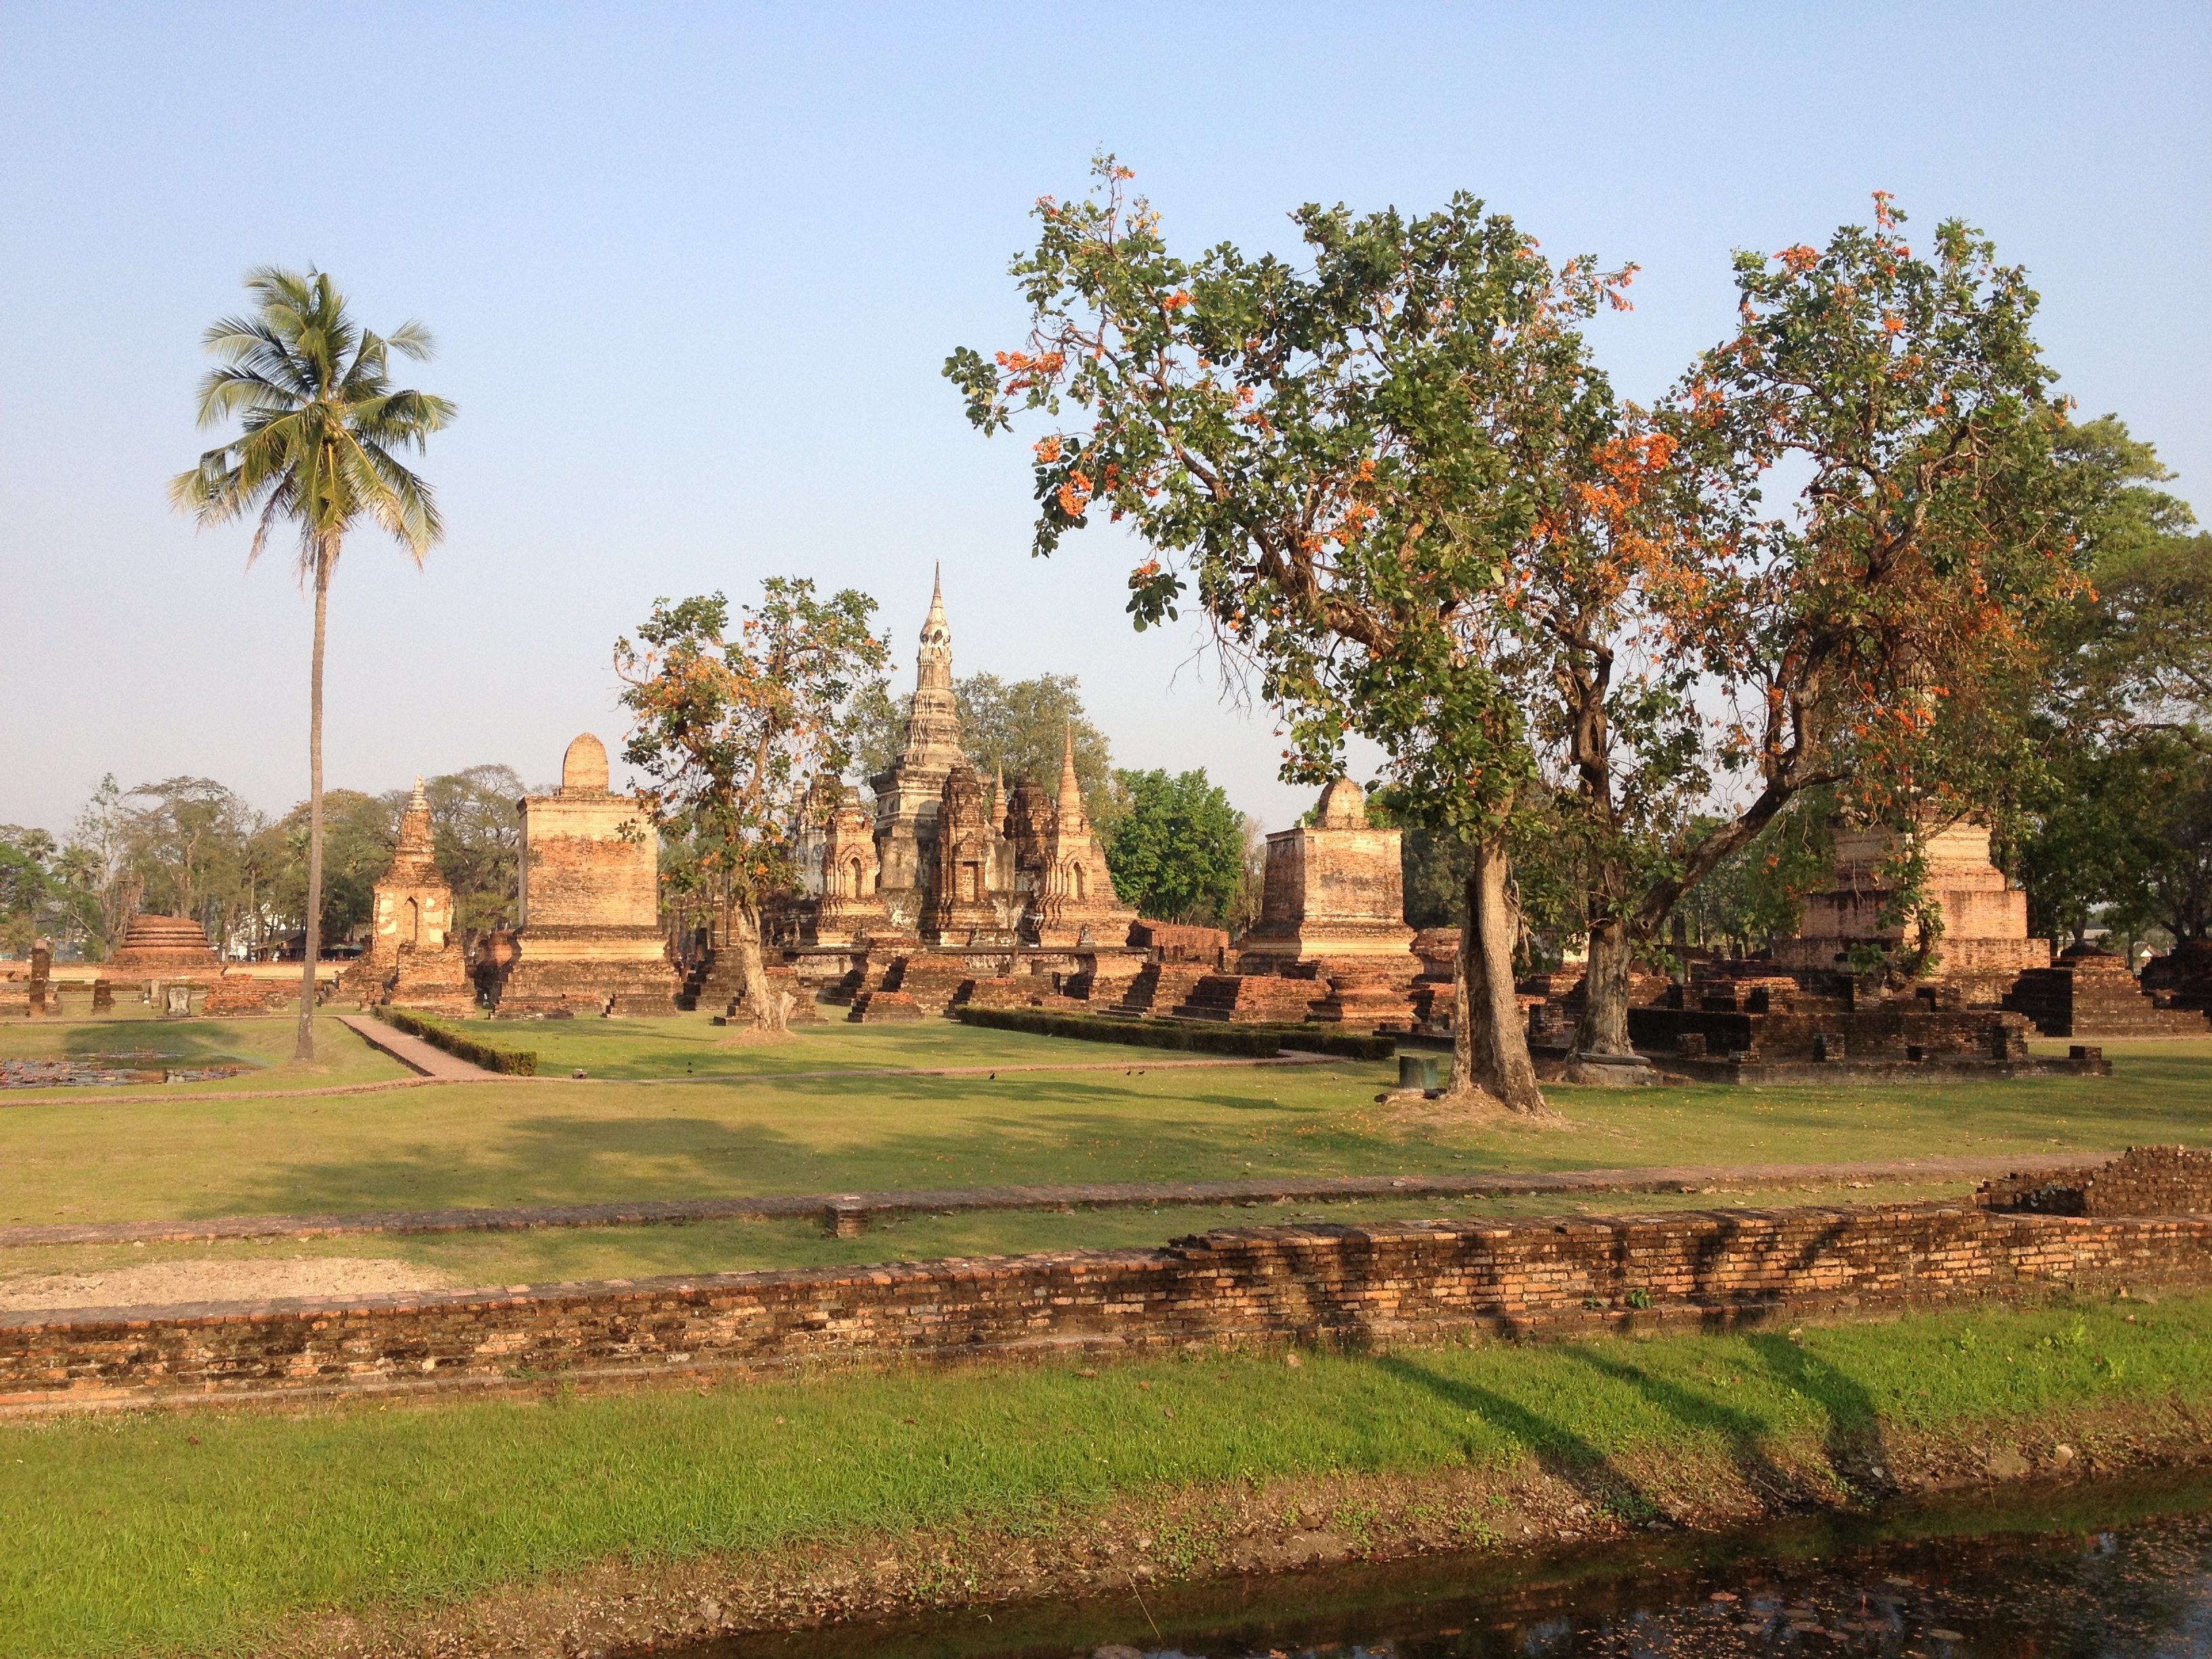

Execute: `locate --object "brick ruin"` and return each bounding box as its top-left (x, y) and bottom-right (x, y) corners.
top-left (1620, 969), bottom-right (2108, 1084)
top-left (2004, 945), bottom-right (2211, 1038)
top-left (1510, 817), bottom-right (2207, 1067)
top-left (1179, 777), bottom-right (1422, 1029)
top-left (1769, 821), bottom-right (2051, 1001)
top-left (7, 1145), bottom-right (2207, 1410)
top-left (81, 913), bottom-right (289, 1017)
top-left (485, 733), bottom-right (680, 1017)
top-left (341, 779), bottom-right (475, 1015)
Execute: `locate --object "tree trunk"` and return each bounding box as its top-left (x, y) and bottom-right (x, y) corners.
top-left (294, 542), bottom-right (331, 1061)
top-left (1450, 830), bottom-right (1549, 1114)
top-left (1573, 915), bottom-right (1636, 1057)
top-left (729, 900), bottom-right (788, 1033)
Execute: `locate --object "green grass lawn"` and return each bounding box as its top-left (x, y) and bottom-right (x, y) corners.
top-left (0, 1180), bottom-right (1980, 1290)
top-left (1, 1021), bottom-right (2207, 1228)
top-left (1, 1294), bottom-right (2203, 1658)
top-left (420, 1008), bottom-right (1158, 1078)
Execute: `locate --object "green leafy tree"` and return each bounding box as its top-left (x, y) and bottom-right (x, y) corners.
top-left (1104, 768), bottom-right (1245, 923)
top-left (953, 673), bottom-right (1124, 830)
top-left (423, 765), bottom-right (530, 948)
top-left (264, 790), bottom-right (396, 949)
top-left (948, 159), bottom-right (1635, 1113)
top-left (616, 580), bottom-right (889, 1029)
top-left (115, 777), bottom-right (265, 955)
top-left (171, 268), bottom-right (455, 1057)
top-left (2004, 419), bottom-right (2205, 947)
top-left (0, 828), bottom-right (59, 958)
top-left (1550, 196), bottom-right (2085, 1045)
top-left (1670, 800), bottom-right (1836, 958)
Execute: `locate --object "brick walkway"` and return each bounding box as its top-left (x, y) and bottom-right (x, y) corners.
top-left (333, 1015), bottom-right (502, 1081)
top-left (0, 1152), bottom-right (2106, 1250)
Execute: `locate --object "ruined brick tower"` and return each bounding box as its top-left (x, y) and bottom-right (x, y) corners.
top-left (493, 733), bottom-right (680, 1017)
top-left (1021, 729), bottom-right (1138, 947)
top-left (343, 778), bottom-right (474, 1014)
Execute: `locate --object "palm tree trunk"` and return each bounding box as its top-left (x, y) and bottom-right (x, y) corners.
top-left (294, 539), bottom-right (331, 1060)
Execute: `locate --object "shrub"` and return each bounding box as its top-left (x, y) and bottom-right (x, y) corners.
top-left (953, 1005), bottom-right (1393, 1061)
top-left (369, 1006), bottom-right (539, 1076)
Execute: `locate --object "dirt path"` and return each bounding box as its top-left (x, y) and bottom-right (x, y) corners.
top-left (0, 1256), bottom-right (452, 1312)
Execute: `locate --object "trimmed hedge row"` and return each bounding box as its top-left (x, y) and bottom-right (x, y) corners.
top-left (370, 1006), bottom-right (539, 1076)
top-left (954, 1004), bottom-right (1395, 1061)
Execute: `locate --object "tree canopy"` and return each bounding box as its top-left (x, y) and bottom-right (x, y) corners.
top-left (616, 579), bottom-right (889, 1026)
top-left (1105, 768), bottom-right (1246, 924)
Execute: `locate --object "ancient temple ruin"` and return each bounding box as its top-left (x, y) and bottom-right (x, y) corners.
top-left (733, 579), bottom-right (1144, 1020)
top-left (868, 569), bottom-right (967, 921)
top-left (341, 779), bottom-right (475, 1015)
top-left (488, 733), bottom-right (680, 1017)
top-left (1769, 821), bottom-right (2050, 1002)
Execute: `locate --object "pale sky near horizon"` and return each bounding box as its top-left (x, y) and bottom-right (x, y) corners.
top-left (3, 3), bottom-right (2207, 842)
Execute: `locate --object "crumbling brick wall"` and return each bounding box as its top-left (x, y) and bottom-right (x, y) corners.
top-left (7, 1193), bottom-right (2210, 1409)
top-left (1981, 1145), bottom-right (2212, 1217)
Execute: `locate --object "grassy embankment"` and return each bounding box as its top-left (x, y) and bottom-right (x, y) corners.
top-left (1, 1294), bottom-right (2207, 1658)
top-left (3, 1016), bottom-right (2208, 1285)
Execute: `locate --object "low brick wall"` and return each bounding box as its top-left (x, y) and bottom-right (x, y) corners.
top-left (1980, 1145), bottom-right (2212, 1216)
top-left (6, 1197), bottom-right (2211, 1411)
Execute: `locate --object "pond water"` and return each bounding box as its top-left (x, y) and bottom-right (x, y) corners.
top-left (693, 1472), bottom-right (2212, 1659)
top-left (0, 1053), bottom-right (248, 1088)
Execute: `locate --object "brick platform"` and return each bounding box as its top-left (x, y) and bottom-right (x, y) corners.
top-left (4, 1150), bottom-right (2203, 1412)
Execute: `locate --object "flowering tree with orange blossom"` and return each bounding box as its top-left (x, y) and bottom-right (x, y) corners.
top-left (615, 581), bottom-right (888, 1030)
top-left (1601, 199), bottom-right (2091, 1003)
top-left (948, 157), bottom-right (1657, 1113)
top-left (951, 164), bottom-right (2091, 1094)
top-left (1469, 197), bottom-right (2091, 1060)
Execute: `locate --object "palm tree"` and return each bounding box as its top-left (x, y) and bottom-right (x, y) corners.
top-left (171, 268), bottom-right (456, 1059)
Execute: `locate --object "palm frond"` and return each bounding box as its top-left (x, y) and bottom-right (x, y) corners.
top-left (177, 264), bottom-right (451, 562)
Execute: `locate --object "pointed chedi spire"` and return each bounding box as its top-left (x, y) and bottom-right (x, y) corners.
top-left (993, 762), bottom-right (1009, 833)
top-left (920, 563), bottom-right (949, 650)
top-left (1057, 726), bottom-right (1086, 831)
top-left (397, 773), bottom-right (436, 862)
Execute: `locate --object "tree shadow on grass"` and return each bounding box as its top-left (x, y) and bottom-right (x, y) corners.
top-left (1375, 1354), bottom-right (1662, 1525)
top-left (198, 1075), bottom-right (1401, 1220)
top-left (1739, 1332), bottom-right (1896, 1500)
top-left (1558, 1347), bottom-right (1812, 1511)
top-left (52, 1021), bottom-right (258, 1065)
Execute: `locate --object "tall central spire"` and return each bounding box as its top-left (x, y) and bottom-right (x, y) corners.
top-left (1056, 726), bottom-right (1086, 831)
top-left (918, 563), bottom-right (950, 674)
top-left (897, 567), bottom-right (961, 767)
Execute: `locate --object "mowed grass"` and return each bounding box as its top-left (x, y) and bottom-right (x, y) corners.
top-left (0, 1181), bottom-right (1980, 1290)
top-left (2, 1294), bottom-right (2205, 1658)
top-left (0, 1021), bottom-right (2207, 1228)
top-left (415, 1008), bottom-right (1141, 1079)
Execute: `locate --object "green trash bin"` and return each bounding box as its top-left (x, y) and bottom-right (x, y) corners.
top-left (1397, 1053), bottom-right (1444, 1091)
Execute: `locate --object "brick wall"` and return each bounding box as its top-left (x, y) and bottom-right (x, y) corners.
top-left (7, 1191), bottom-right (2210, 1410)
top-left (1980, 1145), bottom-right (2212, 1217)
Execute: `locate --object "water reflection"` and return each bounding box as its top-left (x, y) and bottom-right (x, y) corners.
top-left (692, 1477), bottom-right (2212, 1659)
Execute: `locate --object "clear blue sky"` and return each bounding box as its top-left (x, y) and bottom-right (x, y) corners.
top-left (3, 2), bottom-right (2205, 839)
